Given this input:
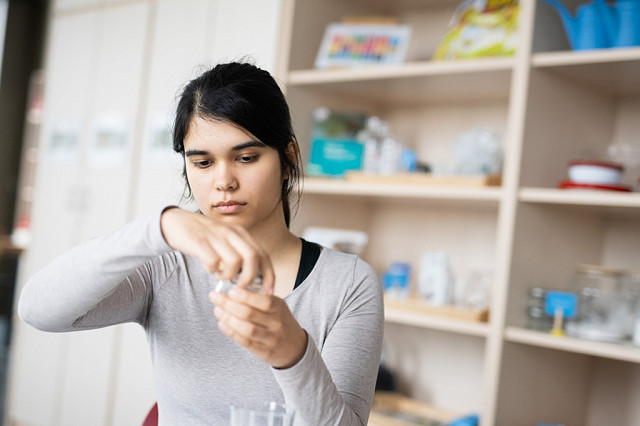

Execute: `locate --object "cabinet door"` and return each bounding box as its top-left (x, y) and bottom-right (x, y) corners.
top-left (131, 0), bottom-right (212, 218)
top-left (111, 1), bottom-right (214, 424)
top-left (57, 3), bottom-right (152, 426)
top-left (208, 0), bottom-right (282, 72)
top-left (7, 10), bottom-right (100, 426)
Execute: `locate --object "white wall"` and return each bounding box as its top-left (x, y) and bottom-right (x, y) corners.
top-left (6, 1), bottom-right (283, 425)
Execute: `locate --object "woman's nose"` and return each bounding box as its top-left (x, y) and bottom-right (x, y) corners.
top-left (214, 164), bottom-right (238, 191)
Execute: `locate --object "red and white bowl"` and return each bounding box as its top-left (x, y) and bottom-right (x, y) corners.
top-left (567, 160), bottom-right (624, 184)
top-left (559, 180), bottom-right (632, 192)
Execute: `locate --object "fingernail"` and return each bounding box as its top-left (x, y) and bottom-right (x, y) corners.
top-left (213, 306), bottom-right (222, 317)
top-left (228, 288), bottom-right (241, 299)
top-left (209, 291), bottom-right (220, 303)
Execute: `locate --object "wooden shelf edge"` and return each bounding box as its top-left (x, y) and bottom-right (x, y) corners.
top-left (370, 392), bottom-right (459, 426)
top-left (532, 47), bottom-right (640, 67)
top-left (519, 187), bottom-right (640, 208)
top-left (384, 299), bottom-right (489, 337)
top-left (288, 57), bottom-right (515, 85)
top-left (304, 176), bottom-right (503, 201)
top-left (505, 327), bottom-right (640, 364)
top-left (0, 236), bottom-right (24, 256)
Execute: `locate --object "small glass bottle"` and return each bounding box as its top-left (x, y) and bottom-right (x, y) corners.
top-left (527, 287), bottom-right (553, 331)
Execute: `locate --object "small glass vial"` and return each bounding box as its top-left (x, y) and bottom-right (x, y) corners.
top-left (527, 287), bottom-right (553, 331)
top-left (213, 272), bottom-right (263, 295)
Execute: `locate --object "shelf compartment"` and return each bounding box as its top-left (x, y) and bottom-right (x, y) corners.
top-left (287, 58), bottom-right (514, 105)
top-left (304, 177), bottom-right (503, 202)
top-left (531, 48), bottom-right (640, 96)
top-left (384, 299), bottom-right (489, 337)
top-left (505, 327), bottom-right (640, 364)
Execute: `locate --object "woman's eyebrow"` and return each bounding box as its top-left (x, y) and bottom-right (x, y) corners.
top-left (185, 149), bottom-right (209, 157)
top-left (184, 141), bottom-right (265, 157)
top-left (232, 140), bottom-right (266, 151)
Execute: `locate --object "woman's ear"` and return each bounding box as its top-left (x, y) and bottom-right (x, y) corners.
top-left (283, 141), bottom-right (299, 179)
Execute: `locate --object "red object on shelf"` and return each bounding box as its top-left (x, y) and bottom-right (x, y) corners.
top-left (558, 180), bottom-right (632, 192)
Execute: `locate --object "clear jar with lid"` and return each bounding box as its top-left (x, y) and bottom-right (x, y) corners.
top-left (622, 270), bottom-right (640, 345)
top-left (566, 264), bottom-right (625, 342)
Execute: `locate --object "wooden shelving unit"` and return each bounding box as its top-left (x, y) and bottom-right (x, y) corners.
top-left (280, 0), bottom-right (640, 424)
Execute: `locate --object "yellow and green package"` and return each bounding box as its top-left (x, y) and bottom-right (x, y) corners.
top-left (433, 0), bottom-right (519, 60)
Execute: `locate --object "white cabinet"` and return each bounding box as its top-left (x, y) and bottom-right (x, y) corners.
top-left (278, 0), bottom-right (640, 424)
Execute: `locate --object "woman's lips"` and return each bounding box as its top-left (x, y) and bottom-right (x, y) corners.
top-left (214, 201), bottom-right (246, 214)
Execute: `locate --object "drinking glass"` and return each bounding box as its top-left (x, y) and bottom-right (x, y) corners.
top-left (230, 402), bottom-right (295, 426)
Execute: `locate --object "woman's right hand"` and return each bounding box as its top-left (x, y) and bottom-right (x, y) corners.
top-left (160, 207), bottom-right (275, 294)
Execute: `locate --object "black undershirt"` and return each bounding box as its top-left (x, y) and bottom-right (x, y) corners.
top-left (293, 239), bottom-right (321, 290)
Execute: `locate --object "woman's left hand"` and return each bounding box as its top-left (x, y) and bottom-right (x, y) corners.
top-left (209, 288), bottom-right (307, 369)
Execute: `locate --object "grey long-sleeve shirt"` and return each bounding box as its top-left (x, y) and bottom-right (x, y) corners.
top-left (18, 210), bottom-right (384, 425)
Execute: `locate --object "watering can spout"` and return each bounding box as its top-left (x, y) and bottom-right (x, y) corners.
top-left (540, 0), bottom-right (580, 49)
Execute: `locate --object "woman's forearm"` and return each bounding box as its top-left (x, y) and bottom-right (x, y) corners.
top-left (18, 210), bottom-right (172, 331)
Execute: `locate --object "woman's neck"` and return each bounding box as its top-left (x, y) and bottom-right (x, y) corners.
top-left (250, 220), bottom-right (302, 297)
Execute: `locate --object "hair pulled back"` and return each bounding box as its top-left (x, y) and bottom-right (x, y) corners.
top-left (173, 62), bottom-right (301, 227)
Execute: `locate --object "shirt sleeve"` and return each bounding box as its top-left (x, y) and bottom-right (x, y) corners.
top-left (271, 257), bottom-right (384, 426)
top-left (18, 209), bottom-right (174, 332)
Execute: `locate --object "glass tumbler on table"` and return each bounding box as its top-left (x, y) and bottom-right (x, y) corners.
top-left (230, 402), bottom-right (295, 426)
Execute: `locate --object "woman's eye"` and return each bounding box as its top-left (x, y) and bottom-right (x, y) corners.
top-left (193, 160), bottom-right (212, 168)
top-left (238, 155), bottom-right (258, 163)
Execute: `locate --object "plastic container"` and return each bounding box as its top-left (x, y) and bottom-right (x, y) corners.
top-left (567, 159), bottom-right (624, 184)
top-left (383, 262), bottom-right (411, 300)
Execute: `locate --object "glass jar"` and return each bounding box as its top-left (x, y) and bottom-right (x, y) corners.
top-left (567, 264), bottom-right (625, 343)
top-left (621, 270), bottom-right (640, 344)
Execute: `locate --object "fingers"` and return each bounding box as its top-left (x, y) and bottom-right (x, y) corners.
top-left (210, 291), bottom-right (274, 345)
top-left (160, 208), bottom-right (272, 286)
top-left (210, 289), bottom-right (308, 368)
top-left (228, 227), bottom-right (275, 294)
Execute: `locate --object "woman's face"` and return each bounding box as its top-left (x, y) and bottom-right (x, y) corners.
top-left (183, 116), bottom-right (285, 233)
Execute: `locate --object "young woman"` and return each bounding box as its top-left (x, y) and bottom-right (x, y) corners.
top-left (19, 62), bottom-right (384, 425)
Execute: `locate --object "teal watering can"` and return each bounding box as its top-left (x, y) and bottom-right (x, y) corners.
top-left (540, 0), bottom-right (609, 49)
top-left (596, 0), bottom-right (640, 47)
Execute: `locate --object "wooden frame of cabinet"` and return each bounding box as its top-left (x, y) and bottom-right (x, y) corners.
top-left (277, 0), bottom-right (640, 424)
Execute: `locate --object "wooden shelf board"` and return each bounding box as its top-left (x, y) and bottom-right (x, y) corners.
top-left (384, 299), bottom-right (489, 337)
top-left (304, 176), bottom-right (503, 202)
top-left (519, 187), bottom-right (640, 209)
top-left (532, 47), bottom-right (640, 67)
top-left (531, 48), bottom-right (640, 96)
top-left (370, 392), bottom-right (458, 426)
top-left (505, 327), bottom-right (640, 364)
top-left (287, 59), bottom-right (513, 105)
top-left (289, 58), bottom-right (515, 84)
top-left (0, 236), bottom-right (23, 256)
